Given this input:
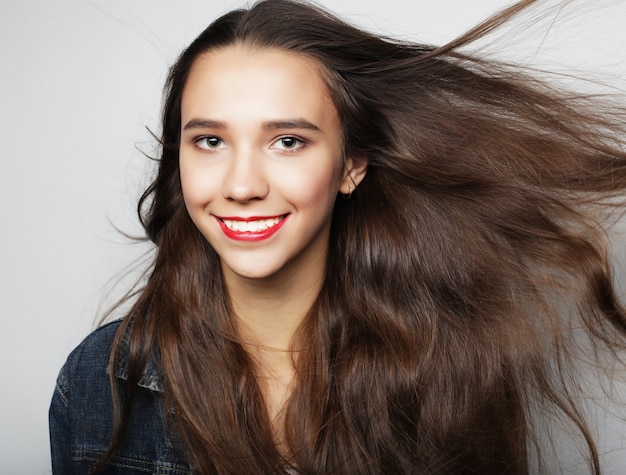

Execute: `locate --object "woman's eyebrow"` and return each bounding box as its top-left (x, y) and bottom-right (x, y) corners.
top-left (182, 118), bottom-right (226, 130)
top-left (262, 119), bottom-right (321, 131)
top-left (182, 118), bottom-right (322, 132)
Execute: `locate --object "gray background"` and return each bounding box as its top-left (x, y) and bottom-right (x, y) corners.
top-left (1, 1), bottom-right (625, 473)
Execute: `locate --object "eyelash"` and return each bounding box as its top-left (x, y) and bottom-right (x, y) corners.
top-left (191, 135), bottom-right (308, 152)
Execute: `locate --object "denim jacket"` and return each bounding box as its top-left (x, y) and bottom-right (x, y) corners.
top-left (49, 321), bottom-right (193, 474)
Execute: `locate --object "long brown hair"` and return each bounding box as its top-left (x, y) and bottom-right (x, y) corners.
top-left (98, 0), bottom-right (626, 473)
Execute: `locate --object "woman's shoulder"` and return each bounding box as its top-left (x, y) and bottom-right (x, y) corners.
top-left (69, 319), bottom-right (122, 358)
top-left (57, 320), bottom-right (121, 406)
top-left (50, 320), bottom-right (193, 473)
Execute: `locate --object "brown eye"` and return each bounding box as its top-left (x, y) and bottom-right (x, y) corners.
top-left (281, 137), bottom-right (297, 148)
top-left (196, 136), bottom-right (223, 150)
top-left (272, 136), bottom-right (305, 152)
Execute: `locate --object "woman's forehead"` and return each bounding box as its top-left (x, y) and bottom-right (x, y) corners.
top-left (180, 46), bottom-right (339, 130)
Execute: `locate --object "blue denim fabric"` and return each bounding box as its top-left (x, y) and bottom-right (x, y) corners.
top-left (49, 321), bottom-right (192, 474)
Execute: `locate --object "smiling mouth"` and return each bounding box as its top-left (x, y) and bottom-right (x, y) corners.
top-left (216, 214), bottom-right (289, 241)
top-left (221, 216), bottom-right (283, 233)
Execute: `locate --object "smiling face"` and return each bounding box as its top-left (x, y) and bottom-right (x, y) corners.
top-left (179, 46), bottom-right (364, 286)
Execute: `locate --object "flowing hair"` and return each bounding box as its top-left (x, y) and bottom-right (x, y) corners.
top-left (95, 0), bottom-right (626, 473)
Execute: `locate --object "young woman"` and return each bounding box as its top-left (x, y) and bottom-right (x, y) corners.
top-left (50, 0), bottom-right (626, 473)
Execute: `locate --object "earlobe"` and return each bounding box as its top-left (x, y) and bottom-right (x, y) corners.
top-left (340, 157), bottom-right (368, 196)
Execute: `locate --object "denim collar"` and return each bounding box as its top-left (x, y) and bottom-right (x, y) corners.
top-left (108, 320), bottom-right (164, 393)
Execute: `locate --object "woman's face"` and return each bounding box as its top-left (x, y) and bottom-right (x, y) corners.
top-left (179, 46), bottom-right (362, 284)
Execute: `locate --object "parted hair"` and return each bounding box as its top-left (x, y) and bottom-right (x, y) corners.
top-left (98, 0), bottom-right (626, 473)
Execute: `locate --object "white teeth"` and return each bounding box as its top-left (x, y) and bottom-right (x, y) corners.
top-left (222, 217), bottom-right (281, 232)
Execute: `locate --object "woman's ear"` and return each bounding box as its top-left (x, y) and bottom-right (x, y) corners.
top-left (340, 157), bottom-right (368, 196)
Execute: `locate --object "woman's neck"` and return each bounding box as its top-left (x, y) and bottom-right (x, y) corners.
top-left (223, 261), bottom-right (324, 429)
top-left (223, 258), bottom-right (325, 353)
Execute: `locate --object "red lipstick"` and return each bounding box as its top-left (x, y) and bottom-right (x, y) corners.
top-left (216, 215), bottom-right (288, 241)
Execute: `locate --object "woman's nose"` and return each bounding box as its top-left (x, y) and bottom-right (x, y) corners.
top-left (220, 148), bottom-right (269, 202)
